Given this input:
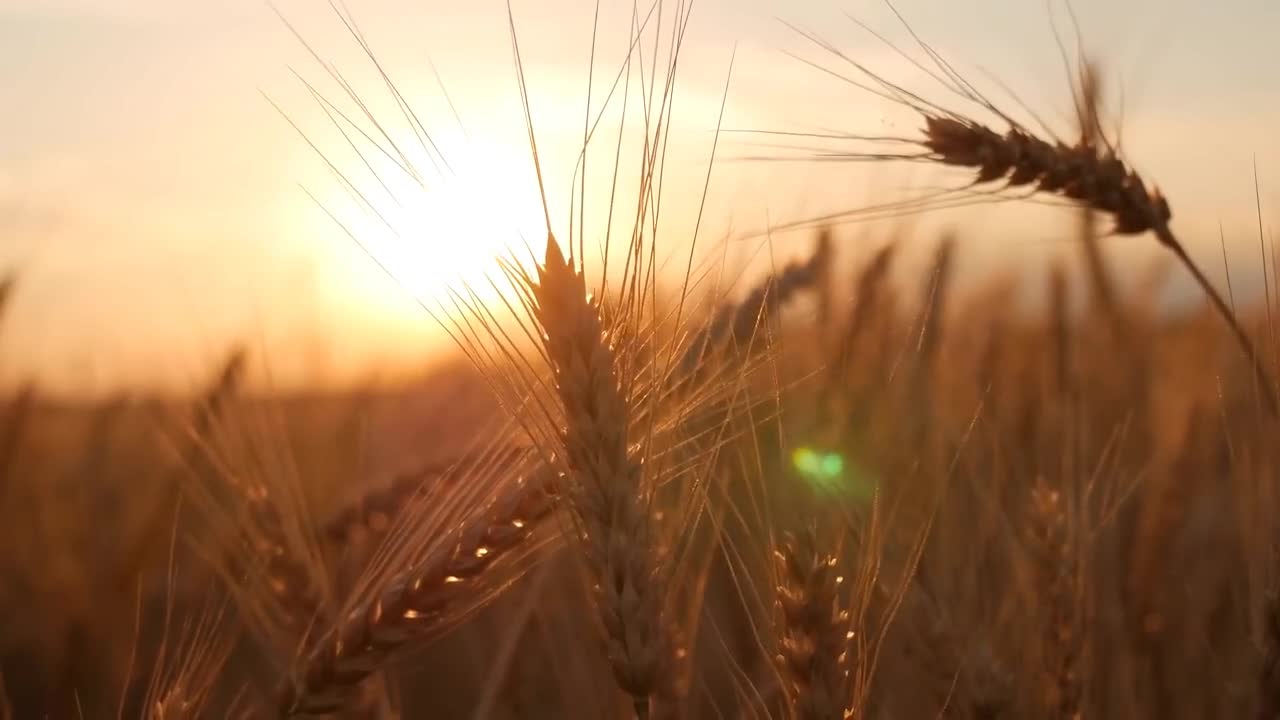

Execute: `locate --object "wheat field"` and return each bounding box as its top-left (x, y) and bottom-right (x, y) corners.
top-left (3, 2), bottom-right (1280, 719)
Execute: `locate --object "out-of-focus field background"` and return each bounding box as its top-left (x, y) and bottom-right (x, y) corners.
top-left (5, 228), bottom-right (1280, 717)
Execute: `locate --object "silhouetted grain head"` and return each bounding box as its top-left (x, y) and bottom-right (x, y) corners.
top-left (780, 17), bottom-right (1275, 411)
top-left (278, 439), bottom-right (549, 717)
top-left (679, 235), bottom-right (831, 393)
top-left (773, 526), bottom-right (849, 720)
top-left (920, 115), bottom-right (1171, 238)
top-left (529, 235), bottom-right (676, 717)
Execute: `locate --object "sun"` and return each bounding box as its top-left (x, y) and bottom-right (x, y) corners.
top-left (329, 138), bottom-right (550, 316)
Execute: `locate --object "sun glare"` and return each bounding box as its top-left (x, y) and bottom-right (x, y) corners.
top-left (330, 138), bottom-right (549, 317)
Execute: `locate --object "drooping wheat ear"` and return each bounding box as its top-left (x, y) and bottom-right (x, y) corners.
top-left (920, 114), bottom-right (1277, 413)
top-left (678, 232), bottom-right (832, 388)
top-left (922, 115), bottom-right (1169, 235)
top-left (774, 527), bottom-right (850, 720)
top-left (530, 235), bottom-right (675, 719)
top-left (277, 464), bottom-right (556, 717)
top-left (1028, 479), bottom-right (1082, 720)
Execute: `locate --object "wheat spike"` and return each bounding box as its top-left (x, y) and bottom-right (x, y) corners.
top-left (1029, 479), bottom-right (1082, 720)
top-left (277, 466), bottom-right (555, 716)
top-left (774, 527), bottom-right (849, 720)
top-left (529, 234), bottom-right (675, 718)
top-left (922, 115), bottom-right (1168, 236)
top-left (916, 112), bottom-right (1275, 413)
top-left (323, 446), bottom-right (528, 548)
top-left (679, 233), bottom-right (831, 387)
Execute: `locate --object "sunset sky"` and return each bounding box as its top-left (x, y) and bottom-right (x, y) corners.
top-left (2, 0), bottom-right (1278, 395)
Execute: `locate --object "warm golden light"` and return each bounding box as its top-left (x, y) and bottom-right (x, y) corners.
top-left (330, 139), bottom-right (549, 317)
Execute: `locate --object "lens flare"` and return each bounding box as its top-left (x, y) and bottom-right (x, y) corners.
top-left (790, 444), bottom-right (875, 500)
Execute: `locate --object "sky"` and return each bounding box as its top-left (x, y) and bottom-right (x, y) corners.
top-left (2, 0), bottom-right (1278, 395)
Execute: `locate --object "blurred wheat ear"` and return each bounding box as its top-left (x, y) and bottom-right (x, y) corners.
top-left (773, 527), bottom-right (849, 720)
top-left (678, 232), bottom-right (831, 390)
top-left (1027, 479), bottom-right (1083, 720)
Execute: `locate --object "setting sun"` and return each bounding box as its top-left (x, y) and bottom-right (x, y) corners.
top-left (318, 134), bottom-right (549, 316)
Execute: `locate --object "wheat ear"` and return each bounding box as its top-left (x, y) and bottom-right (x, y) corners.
top-left (835, 241), bottom-right (896, 372)
top-left (323, 446), bottom-right (528, 548)
top-left (919, 114), bottom-right (1276, 414)
top-left (678, 233), bottom-right (831, 387)
top-left (1028, 480), bottom-right (1082, 720)
top-left (774, 527), bottom-right (849, 720)
top-left (277, 466), bottom-right (555, 716)
top-left (529, 235), bottom-right (675, 719)
top-left (201, 359), bottom-right (324, 642)
top-left (144, 596), bottom-right (237, 720)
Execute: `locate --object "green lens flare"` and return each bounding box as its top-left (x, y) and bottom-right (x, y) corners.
top-left (791, 447), bottom-right (820, 476)
top-left (791, 444), bottom-right (874, 501)
top-left (820, 453), bottom-right (843, 477)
